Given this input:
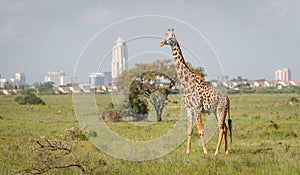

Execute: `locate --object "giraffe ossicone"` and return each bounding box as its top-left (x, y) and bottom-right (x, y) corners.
top-left (160, 29), bottom-right (232, 155)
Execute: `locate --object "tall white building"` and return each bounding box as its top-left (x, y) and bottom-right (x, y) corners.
top-left (111, 37), bottom-right (128, 85)
top-left (0, 78), bottom-right (6, 88)
top-left (15, 73), bottom-right (26, 85)
top-left (275, 67), bottom-right (291, 81)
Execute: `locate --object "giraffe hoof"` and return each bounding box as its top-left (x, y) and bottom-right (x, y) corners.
top-left (186, 150), bottom-right (190, 156)
top-left (214, 152), bottom-right (219, 156)
top-left (203, 150), bottom-right (208, 155)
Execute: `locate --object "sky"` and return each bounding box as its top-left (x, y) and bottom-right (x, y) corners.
top-left (1, 0), bottom-right (300, 84)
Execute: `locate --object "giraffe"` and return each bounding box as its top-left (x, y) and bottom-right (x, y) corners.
top-left (160, 29), bottom-right (232, 155)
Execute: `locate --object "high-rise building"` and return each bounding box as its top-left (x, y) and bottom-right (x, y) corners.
top-left (15, 73), bottom-right (26, 85)
top-left (275, 67), bottom-right (291, 81)
top-left (104, 72), bottom-right (112, 85)
top-left (111, 37), bottom-right (128, 85)
top-left (217, 75), bottom-right (229, 82)
top-left (89, 73), bottom-right (105, 86)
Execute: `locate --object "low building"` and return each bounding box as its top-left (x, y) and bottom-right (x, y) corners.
top-left (44, 71), bottom-right (78, 87)
top-left (0, 78), bottom-right (7, 88)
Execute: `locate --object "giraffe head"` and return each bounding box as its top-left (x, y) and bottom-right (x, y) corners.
top-left (160, 29), bottom-right (177, 47)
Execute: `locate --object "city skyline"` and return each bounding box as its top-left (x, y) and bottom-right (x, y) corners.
top-left (1, 1), bottom-right (300, 83)
top-left (2, 33), bottom-right (296, 87)
top-left (0, 65), bottom-right (297, 87)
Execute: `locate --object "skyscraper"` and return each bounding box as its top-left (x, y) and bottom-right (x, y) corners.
top-left (275, 68), bottom-right (291, 81)
top-left (111, 37), bottom-right (128, 85)
top-left (89, 73), bottom-right (105, 86)
top-left (104, 72), bottom-right (112, 85)
top-left (15, 73), bottom-right (26, 85)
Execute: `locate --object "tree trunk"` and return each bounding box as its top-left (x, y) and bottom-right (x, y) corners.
top-left (150, 91), bottom-right (166, 122)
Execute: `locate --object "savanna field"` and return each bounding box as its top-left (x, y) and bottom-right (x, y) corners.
top-left (0, 93), bottom-right (299, 174)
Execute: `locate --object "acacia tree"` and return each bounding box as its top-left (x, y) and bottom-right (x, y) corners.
top-left (128, 80), bottom-right (149, 118)
top-left (116, 59), bottom-right (176, 121)
top-left (116, 59), bottom-right (205, 121)
top-left (131, 71), bottom-right (175, 121)
top-left (116, 59), bottom-right (177, 92)
top-left (37, 82), bottom-right (54, 94)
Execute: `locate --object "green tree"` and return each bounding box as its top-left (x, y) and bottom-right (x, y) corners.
top-left (125, 71), bottom-right (175, 121)
top-left (232, 76), bottom-right (248, 82)
top-left (185, 62), bottom-right (206, 77)
top-left (139, 71), bottom-right (175, 121)
top-left (117, 59), bottom-right (205, 91)
top-left (4, 82), bottom-right (14, 89)
top-left (38, 82), bottom-right (54, 94)
top-left (129, 80), bottom-right (149, 116)
top-left (20, 84), bottom-right (36, 94)
top-left (116, 59), bottom-right (177, 92)
top-left (116, 59), bottom-right (205, 121)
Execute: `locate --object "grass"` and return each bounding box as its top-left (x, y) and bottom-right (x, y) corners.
top-left (0, 93), bottom-right (299, 174)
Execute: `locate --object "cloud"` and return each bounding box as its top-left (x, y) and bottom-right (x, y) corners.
top-left (270, 0), bottom-right (289, 15)
top-left (0, 16), bottom-right (37, 40)
top-left (0, 18), bottom-right (19, 38)
top-left (255, 0), bottom-right (290, 20)
top-left (83, 4), bottom-right (111, 24)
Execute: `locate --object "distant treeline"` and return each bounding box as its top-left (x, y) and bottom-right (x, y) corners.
top-left (227, 86), bottom-right (300, 94)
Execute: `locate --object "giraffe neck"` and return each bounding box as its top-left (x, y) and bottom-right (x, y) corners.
top-left (171, 42), bottom-right (204, 87)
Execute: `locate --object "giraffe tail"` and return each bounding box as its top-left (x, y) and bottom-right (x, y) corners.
top-left (227, 105), bottom-right (232, 143)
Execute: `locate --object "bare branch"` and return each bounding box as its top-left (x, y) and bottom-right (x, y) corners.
top-left (14, 126), bottom-right (88, 175)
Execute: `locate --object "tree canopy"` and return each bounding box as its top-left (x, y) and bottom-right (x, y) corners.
top-left (116, 59), bottom-right (205, 92)
top-left (116, 58), bottom-right (205, 121)
top-left (129, 71), bottom-right (175, 121)
top-left (38, 82), bottom-right (54, 94)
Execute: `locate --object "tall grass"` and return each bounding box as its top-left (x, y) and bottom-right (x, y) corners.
top-left (0, 94), bottom-right (299, 174)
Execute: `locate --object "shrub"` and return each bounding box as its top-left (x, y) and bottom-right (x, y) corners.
top-left (102, 109), bottom-right (120, 122)
top-left (289, 97), bottom-right (298, 102)
top-left (15, 94), bottom-right (46, 105)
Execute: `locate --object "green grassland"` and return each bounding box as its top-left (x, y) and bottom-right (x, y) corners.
top-left (0, 94), bottom-right (299, 174)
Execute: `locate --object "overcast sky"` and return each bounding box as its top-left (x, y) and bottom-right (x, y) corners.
top-left (1, 0), bottom-right (300, 83)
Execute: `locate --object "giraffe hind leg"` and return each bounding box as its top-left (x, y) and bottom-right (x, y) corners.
top-left (214, 111), bottom-right (227, 155)
top-left (214, 124), bottom-right (224, 155)
top-left (196, 113), bottom-right (208, 154)
top-left (215, 123), bottom-right (228, 155)
top-left (224, 124), bottom-right (228, 155)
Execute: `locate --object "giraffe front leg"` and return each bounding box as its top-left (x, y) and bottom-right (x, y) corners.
top-left (186, 133), bottom-right (192, 155)
top-left (195, 112), bottom-right (208, 155)
top-left (186, 109), bottom-right (193, 155)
